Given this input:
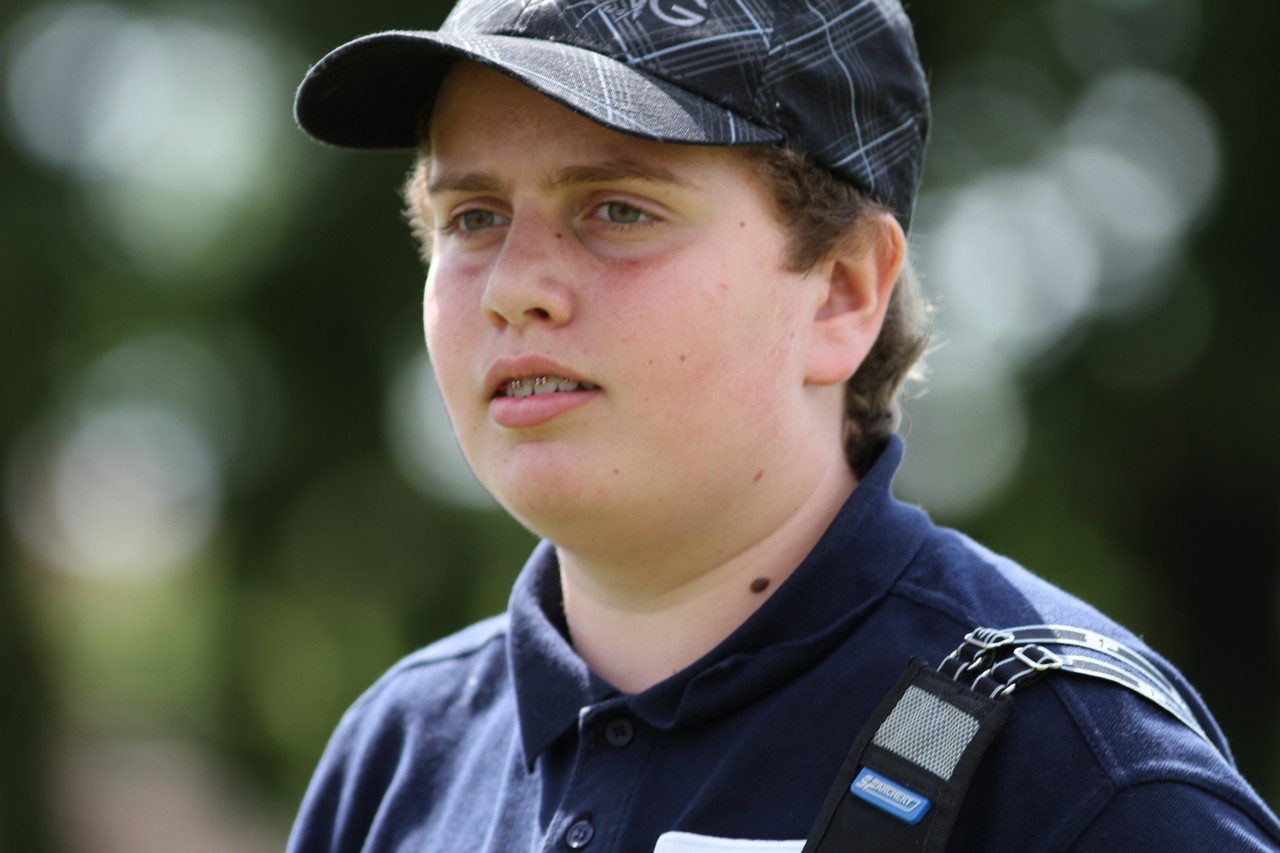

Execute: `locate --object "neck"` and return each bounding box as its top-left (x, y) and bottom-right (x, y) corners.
top-left (557, 458), bottom-right (857, 693)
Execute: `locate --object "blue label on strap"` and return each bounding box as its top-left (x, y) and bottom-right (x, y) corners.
top-left (850, 768), bottom-right (932, 825)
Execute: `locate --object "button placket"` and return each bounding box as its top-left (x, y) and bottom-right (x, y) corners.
top-left (546, 703), bottom-right (653, 851)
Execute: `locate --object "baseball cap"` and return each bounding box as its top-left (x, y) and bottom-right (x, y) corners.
top-left (295, 0), bottom-right (930, 228)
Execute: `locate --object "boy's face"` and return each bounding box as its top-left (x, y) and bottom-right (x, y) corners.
top-left (420, 62), bottom-right (844, 554)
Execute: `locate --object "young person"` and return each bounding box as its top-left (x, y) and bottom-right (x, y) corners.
top-left (289, 1), bottom-right (1280, 850)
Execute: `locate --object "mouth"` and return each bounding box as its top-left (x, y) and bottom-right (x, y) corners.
top-left (496, 375), bottom-right (600, 399)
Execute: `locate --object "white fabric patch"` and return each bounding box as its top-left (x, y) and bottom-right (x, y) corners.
top-left (654, 831), bottom-right (805, 852)
top-left (873, 685), bottom-right (979, 780)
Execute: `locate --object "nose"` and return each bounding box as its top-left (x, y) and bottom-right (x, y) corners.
top-left (482, 212), bottom-right (575, 330)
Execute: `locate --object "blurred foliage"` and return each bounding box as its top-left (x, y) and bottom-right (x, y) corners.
top-left (0, 0), bottom-right (1276, 850)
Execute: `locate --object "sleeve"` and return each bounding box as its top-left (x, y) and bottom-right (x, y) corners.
top-left (284, 719), bottom-right (362, 853)
top-left (284, 691), bottom-right (402, 853)
top-left (1068, 782), bottom-right (1280, 852)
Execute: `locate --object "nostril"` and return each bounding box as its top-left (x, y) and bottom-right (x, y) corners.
top-left (529, 307), bottom-right (552, 320)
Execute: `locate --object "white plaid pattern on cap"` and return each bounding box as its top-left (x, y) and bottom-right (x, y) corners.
top-left (295, 0), bottom-right (929, 226)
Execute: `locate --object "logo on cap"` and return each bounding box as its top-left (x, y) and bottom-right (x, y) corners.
top-left (613, 0), bottom-right (710, 27)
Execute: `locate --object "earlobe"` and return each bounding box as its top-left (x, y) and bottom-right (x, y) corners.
top-left (805, 213), bottom-right (906, 386)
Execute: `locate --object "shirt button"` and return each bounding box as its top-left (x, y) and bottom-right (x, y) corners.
top-left (605, 717), bottom-right (634, 747)
top-left (566, 819), bottom-right (595, 849)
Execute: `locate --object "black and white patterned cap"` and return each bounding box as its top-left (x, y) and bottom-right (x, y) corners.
top-left (295, 0), bottom-right (930, 228)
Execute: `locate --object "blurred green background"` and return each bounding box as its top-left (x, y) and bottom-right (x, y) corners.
top-left (1, 0), bottom-right (1276, 848)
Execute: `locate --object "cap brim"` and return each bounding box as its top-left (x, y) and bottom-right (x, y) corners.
top-left (294, 30), bottom-right (781, 150)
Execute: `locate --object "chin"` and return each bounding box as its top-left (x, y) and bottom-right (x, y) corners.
top-left (487, 471), bottom-right (606, 528)
top-left (499, 497), bottom-right (614, 548)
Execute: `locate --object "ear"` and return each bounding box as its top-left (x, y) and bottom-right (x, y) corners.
top-left (804, 212), bottom-right (906, 386)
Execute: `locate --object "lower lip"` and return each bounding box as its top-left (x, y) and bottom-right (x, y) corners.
top-left (489, 389), bottom-right (601, 429)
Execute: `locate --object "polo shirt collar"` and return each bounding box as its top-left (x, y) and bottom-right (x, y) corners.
top-left (508, 436), bottom-right (930, 766)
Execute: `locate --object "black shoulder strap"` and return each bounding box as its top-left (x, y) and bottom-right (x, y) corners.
top-left (802, 625), bottom-right (1216, 853)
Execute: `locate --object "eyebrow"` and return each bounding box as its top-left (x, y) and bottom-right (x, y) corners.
top-left (426, 171), bottom-right (505, 196)
top-left (549, 161), bottom-right (698, 191)
top-left (426, 159), bottom-right (699, 196)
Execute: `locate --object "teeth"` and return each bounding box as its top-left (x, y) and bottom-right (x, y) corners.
top-left (506, 379), bottom-right (535, 398)
top-left (501, 375), bottom-right (597, 398)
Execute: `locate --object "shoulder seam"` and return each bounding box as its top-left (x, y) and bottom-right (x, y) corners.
top-left (346, 614), bottom-right (510, 714)
top-left (395, 613), bottom-right (510, 670)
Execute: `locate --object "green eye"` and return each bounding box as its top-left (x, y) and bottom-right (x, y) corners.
top-left (603, 202), bottom-right (647, 224)
top-left (458, 209), bottom-right (497, 231)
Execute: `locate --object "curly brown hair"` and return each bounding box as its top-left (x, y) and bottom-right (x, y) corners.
top-left (402, 143), bottom-right (931, 477)
top-left (739, 145), bottom-right (932, 476)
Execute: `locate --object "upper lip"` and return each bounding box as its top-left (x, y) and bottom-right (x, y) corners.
top-left (484, 355), bottom-right (598, 398)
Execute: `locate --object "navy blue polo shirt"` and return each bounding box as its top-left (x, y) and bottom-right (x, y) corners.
top-left (287, 438), bottom-right (1280, 852)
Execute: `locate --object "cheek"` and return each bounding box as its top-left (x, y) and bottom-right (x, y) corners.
top-left (629, 284), bottom-right (803, 429)
top-left (422, 279), bottom-right (480, 426)
top-left (423, 262), bottom-right (482, 351)
top-left (421, 288), bottom-right (449, 373)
